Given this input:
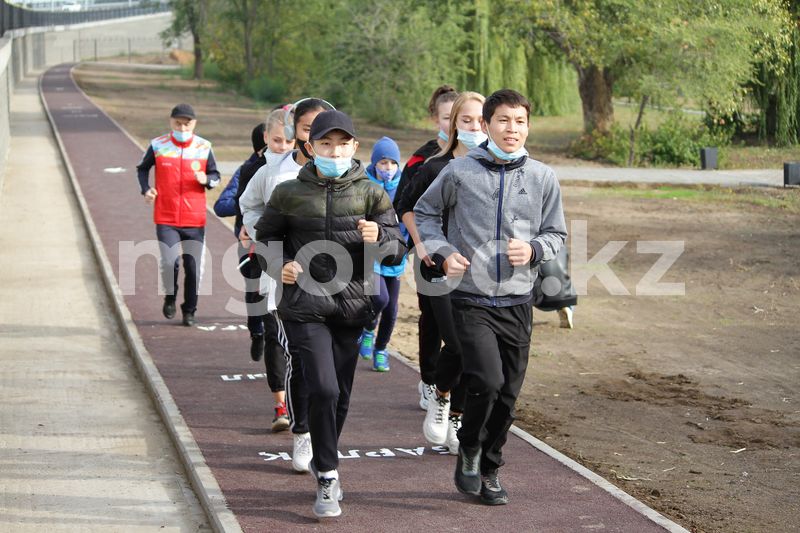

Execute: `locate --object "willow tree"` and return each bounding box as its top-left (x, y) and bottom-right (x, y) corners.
top-left (507, 0), bottom-right (790, 135)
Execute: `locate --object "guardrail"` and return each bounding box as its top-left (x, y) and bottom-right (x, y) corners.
top-left (1, 1), bottom-right (170, 37)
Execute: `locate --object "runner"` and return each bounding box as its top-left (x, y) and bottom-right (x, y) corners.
top-left (358, 136), bottom-right (407, 372)
top-left (136, 103), bottom-right (220, 326)
top-left (239, 98), bottom-right (334, 469)
top-left (254, 110), bottom-right (406, 518)
top-left (414, 89), bottom-right (567, 505)
top-left (393, 85), bottom-right (459, 409)
top-left (216, 113), bottom-right (294, 432)
top-left (396, 91), bottom-right (486, 454)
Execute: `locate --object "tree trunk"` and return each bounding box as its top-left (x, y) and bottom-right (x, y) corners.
top-left (577, 65), bottom-right (614, 134)
top-left (192, 32), bottom-right (204, 79)
top-left (628, 95), bottom-right (649, 166)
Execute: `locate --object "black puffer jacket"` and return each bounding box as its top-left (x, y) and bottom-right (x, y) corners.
top-left (254, 159), bottom-right (407, 326)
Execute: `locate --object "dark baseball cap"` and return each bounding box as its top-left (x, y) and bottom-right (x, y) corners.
top-left (170, 103), bottom-right (196, 120)
top-left (309, 110), bottom-right (356, 140)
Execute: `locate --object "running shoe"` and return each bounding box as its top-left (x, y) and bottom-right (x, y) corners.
top-left (310, 462), bottom-right (343, 502)
top-left (162, 296), bottom-right (176, 319)
top-left (313, 477), bottom-right (342, 518)
top-left (558, 306), bottom-right (574, 329)
top-left (292, 432), bottom-right (312, 473)
top-left (418, 380), bottom-right (436, 410)
top-left (182, 311), bottom-right (196, 327)
top-left (423, 391), bottom-right (450, 445)
top-left (271, 402), bottom-right (289, 433)
top-left (480, 470), bottom-right (509, 505)
top-left (372, 350), bottom-right (390, 372)
top-left (445, 413), bottom-right (461, 455)
top-left (454, 444), bottom-right (482, 495)
top-left (250, 334), bottom-right (265, 362)
top-left (358, 330), bottom-right (375, 360)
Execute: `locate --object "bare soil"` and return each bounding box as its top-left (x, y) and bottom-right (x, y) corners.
top-left (73, 62), bottom-right (800, 533)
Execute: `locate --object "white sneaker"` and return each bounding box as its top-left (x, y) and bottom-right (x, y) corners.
top-left (313, 477), bottom-right (342, 518)
top-left (446, 414), bottom-right (461, 455)
top-left (558, 306), bottom-right (574, 329)
top-left (418, 380), bottom-right (436, 410)
top-left (292, 432), bottom-right (312, 473)
top-left (423, 392), bottom-right (450, 445)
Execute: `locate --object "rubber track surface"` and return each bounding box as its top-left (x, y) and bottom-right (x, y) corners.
top-left (41, 63), bottom-right (672, 532)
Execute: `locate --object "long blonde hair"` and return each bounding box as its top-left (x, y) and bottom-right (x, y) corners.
top-left (432, 91), bottom-right (485, 160)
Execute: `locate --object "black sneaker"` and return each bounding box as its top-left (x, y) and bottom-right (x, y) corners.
top-left (250, 334), bottom-right (265, 362)
top-left (162, 297), bottom-right (176, 319)
top-left (182, 311), bottom-right (196, 327)
top-left (454, 444), bottom-right (481, 495)
top-left (479, 470), bottom-right (509, 505)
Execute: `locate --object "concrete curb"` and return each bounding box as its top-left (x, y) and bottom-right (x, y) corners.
top-left (388, 348), bottom-right (691, 533)
top-left (38, 67), bottom-right (242, 533)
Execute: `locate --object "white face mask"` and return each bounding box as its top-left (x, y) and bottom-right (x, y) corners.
top-left (265, 150), bottom-right (285, 167)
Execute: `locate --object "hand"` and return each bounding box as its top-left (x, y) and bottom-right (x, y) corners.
top-left (357, 219), bottom-right (379, 243)
top-left (443, 252), bottom-right (470, 276)
top-left (144, 188), bottom-right (157, 204)
top-left (508, 238), bottom-right (533, 266)
top-left (195, 171), bottom-right (207, 185)
top-left (415, 241), bottom-right (435, 268)
top-left (281, 261), bottom-right (303, 284)
top-left (239, 226), bottom-right (251, 246)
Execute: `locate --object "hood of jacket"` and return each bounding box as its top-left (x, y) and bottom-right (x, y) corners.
top-left (466, 142), bottom-right (528, 172)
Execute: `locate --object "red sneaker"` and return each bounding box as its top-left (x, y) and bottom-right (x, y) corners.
top-left (271, 402), bottom-right (290, 433)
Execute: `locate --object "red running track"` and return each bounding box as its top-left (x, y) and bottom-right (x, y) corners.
top-left (40, 63), bottom-right (683, 533)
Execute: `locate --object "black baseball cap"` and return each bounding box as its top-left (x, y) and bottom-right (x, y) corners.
top-left (170, 103), bottom-right (196, 120)
top-left (309, 110), bottom-right (356, 140)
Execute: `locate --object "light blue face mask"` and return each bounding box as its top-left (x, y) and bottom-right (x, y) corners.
top-left (457, 129), bottom-right (488, 150)
top-left (438, 129), bottom-right (449, 142)
top-left (487, 133), bottom-right (528, 162)
top-left (172, 130), bottom-right (192, 143)
top-left (264, 149), bottom-right (285, 167)
top-left (376, 167), bottom-right (398, 181)
top-left (314, 154), bottom-right (352, 178)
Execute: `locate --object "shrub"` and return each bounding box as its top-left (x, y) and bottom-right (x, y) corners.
top-left (246, 76), bottom-right (286, 103)
top-left (571, 114), bottom-right (732, 167)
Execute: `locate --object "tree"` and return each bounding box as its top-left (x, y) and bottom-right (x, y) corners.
top-left (162, 0), bottom-right (210, 79)
top-left (510, 0), bottom-right (790, 135)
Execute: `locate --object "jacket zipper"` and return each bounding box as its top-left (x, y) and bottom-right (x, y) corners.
top-left (325, 180), bottom-right (333, 240)
top-left (493, 166), bottom-right (506, 306)
top-left (178, 145), bottom-right (184, 226)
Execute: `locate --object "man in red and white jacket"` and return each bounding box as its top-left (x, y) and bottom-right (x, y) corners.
top-left (136, 103), bottom-right (220, 326)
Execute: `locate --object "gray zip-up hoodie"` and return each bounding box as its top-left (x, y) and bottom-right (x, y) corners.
top-left (414, 145), bottom-right (567, 306)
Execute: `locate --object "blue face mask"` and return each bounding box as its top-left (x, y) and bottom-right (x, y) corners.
top-left (438, 129), bottom-right (449, 142)
top-left (264, 149), bottom-right (285, 167)
top-left (376, 167), bottom-right (398, 181)
top-left (487, 133), bottom-right (528, 162)
top-left (314, 154), bottom-right (352, 178)
top-left (172, 130), bottom-right (192, 143)
top-left (457, 129), bottom-right (487, 150)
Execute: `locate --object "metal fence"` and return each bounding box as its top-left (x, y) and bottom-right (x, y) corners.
top-left (1, 0), bottom-right (170, 36)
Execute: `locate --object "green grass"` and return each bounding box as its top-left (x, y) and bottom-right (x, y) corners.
top-left (586, 184), bottom-right (800, 212)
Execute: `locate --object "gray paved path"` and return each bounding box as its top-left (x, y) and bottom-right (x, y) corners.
top-left (0, 73), bottom-right (210, 532)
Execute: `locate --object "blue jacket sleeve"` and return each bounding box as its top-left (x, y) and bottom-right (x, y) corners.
top-left (213, 166), bottom-right (240, 218)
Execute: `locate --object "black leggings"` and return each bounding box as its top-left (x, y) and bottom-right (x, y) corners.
top-left (417, 292), bottom-right (465, 412)
top-left (240, 248), bottom-right (286, 393)
top-left (368, 275), bottom-right (401, 351)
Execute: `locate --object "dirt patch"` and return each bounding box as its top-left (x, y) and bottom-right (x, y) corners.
top-left (73, 65), bottom-right (800, 533)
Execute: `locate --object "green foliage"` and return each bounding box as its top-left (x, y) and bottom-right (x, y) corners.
top-left (312, 0), bottom-right (468, 126)
top-left (572, 114), bottom-right (731, 167)
top-left (246, 75), bottom-right (287, 103)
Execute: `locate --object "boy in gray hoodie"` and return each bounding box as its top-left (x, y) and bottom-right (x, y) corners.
top-left (414, 89), bottom-right (567, 505)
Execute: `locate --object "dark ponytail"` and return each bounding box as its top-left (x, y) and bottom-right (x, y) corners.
top-left (427, 85), bottom-right (458, 118)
